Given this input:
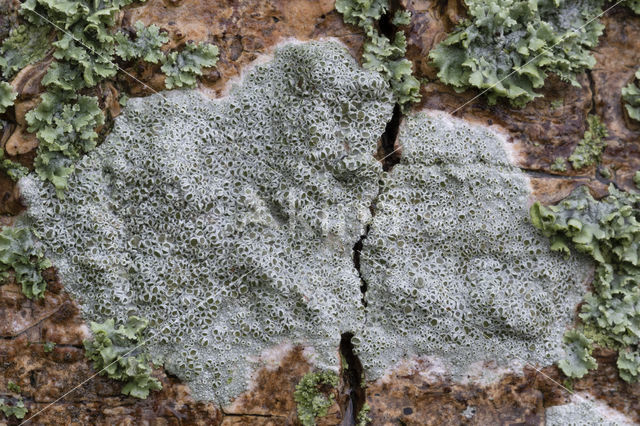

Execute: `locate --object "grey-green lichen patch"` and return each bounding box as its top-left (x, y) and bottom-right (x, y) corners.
top-left (357, 111), bottom-right (589, 379)
top-left (430, 0), bottom-right (605, 107)
top-left (84, 316), bottom-right (162, 399)
top-left (18, 41), bottom-right (394, 403)
top-left (0, 226), bottom-right (51, 299)
top-left (546, 394), bottom-right (636, 426)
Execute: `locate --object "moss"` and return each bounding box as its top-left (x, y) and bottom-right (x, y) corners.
top-left (294, 371), bottom-right (339, 426)
top-left (43, 341), bottom-right (56, 353)
top-left (430, 0), bottom-right (605, 107)
top-left (83, 316), bottom-right (162, 399)
top-left (0, 226), bottom-right (50, 299)
top-left (568, 115), bottom-right (608, 170)
top-left (531, 184), bottom-right (640, 382)
top-left (622, 68), bottom-right (640, 123)
top-left (7, 382), bottom-right (20, 393)
top-left (336, 0), bottom-right (420, 111)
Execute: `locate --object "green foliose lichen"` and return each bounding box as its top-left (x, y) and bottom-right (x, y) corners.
top-left (568, 115), bottom-right (608, 170)
top-left (0, 81), bottom-right (16, 114)
top-left (2, 0), bottom-right (218, 197)
top-left (557, 330), bottom-right (597, 378)
top-left (0, 24), bottom-right (51, 79)
top-left (160, 42), bottom-right (219, 89)
top-left (25, 91), bottom-right (104, 197)
top-left (531, 184), bottom-right (640, 382)
top-left (626, 0), bottom-right (640, 14)
top-left (0, 398), bottom-right (28, 420)
top-left (336, 0), bottom-right (420, 110)
top-left (622, 68), bottom-right (640, 123)
top-left (83, 316), bottom-right (162, 399)
top-left (430, 0), bottom-right (605, 107)
top-left (114, 21), bottom-right (168, 63)
top-left (0, 226), bottom-right (51, 299)
top-left (294, 371), bottom-right (339, 426)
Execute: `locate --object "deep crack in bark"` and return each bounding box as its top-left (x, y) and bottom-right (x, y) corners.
top-left (339, 333), bottom-right (366, 426)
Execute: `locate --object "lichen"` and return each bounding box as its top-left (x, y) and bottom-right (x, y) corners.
top-left (43, 341), bottom-right (56, 353)
top-left (0, 147), bottom-right (28, 181)
top-left (0, 81), bottom-right (16, 114)
top-left (358, 111), bottom-right (588, 379)
top-left (531, 184), bottom-right (640, 382)
top-left (356, 402), bottom-right (371, 426)
top-left (626, 0), bottom-right (640, 14)
top-left (568, 115), bottom-right (608, 170)
top-left (160, 42), bottom-right (219, 89)
top-left (25, 92), bottom-right (104, 198)
top-left (336, 0), bottom-right (420, 110)
top-left (546, 394), bottom-right (636, 426)
top-left (3, 0), bottom-right (218, 196)
top-left (622, 68), bottom-right (640, 123)
top-left (430, 0), bottom-right (605, 107)
top-left (0, 24), bottom-right (51, 79)
top-left (83, 316), bottom-right (162, 399)
top-left (294, 371), bottom-right (339, 426)
top-left (0, 398), bottom-right (27, 420)
top-left (18, 41), bottom-right (394, 403)
top-left (557, 330), bottom-right (597, 378)
top-left (0, 226), bottom-right (51, 299)
top-left (114, 21), bottom-right (168, 64)
top-left (551, 157), bottom-right (567, 172)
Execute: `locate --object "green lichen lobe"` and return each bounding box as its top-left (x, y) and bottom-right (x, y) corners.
top-left (0, 226), bottom-right (50, 299)
top-left (557, 330), bottom-right (597, 378)
top-left (83, 316), bottom-right (162, 399)
top-left (622, 68), bottom-right (640, 123)
top-left (0, 398), bottom-right (28, 420)
top-left (294, 371), bottom-right (339, 426)
top-left (531, 184), bottom-right (640, 382)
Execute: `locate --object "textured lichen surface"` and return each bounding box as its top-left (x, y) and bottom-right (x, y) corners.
top-left (430, 0), bottom-right (604, 107)
top-left (357, 112), bottom-right (589, 379)
top-left (546, 395), bottom-right (636, 426)
top-left (19, 41), bottom-right (394, 403)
